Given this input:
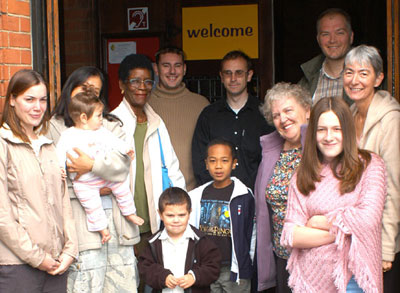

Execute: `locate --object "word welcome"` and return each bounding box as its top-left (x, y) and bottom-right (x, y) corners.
top-left (187, 23), bottom-right (254, 38)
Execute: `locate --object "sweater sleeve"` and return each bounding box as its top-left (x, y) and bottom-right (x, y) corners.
top-left (280, 176), bottom-right (309, 248)
top-left (326, 155), bottom-right (386, 292)
top-left (379, 112), bottom-right (400, 262)
top-left (60, 179), bottom-right (78, 259)
top-left (192, 109), bottom-right (213, 186)
top-left (327, 156), bottom-right (386, 249)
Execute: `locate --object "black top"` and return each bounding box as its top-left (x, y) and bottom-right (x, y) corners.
top-left (191, 95), bottom-right (274, 190)
top-left (200, 182), bottom-right (234, 264)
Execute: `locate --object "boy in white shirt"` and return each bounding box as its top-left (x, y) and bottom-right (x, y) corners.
top-left (138, 187), bottom-right (221, 292)
top-left (56, 88), bottom-right (143, 243)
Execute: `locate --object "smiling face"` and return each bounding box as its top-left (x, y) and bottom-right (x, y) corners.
top-left (343, 61), bottom-right (384, 104)
top-left (220, 57), bottom-right (253, 100)
top-left (10, 83), bottom-right (47, 134)
top-left (155, 52), bottom-right (186, 90)
top-left (271, 96), bottom-right (310, 149)
top-left (159, 203), bottom-right (191, 241)
top-left (119, 68), bottom-right (152, 110)
top-left (316, 111), bottom-right (343, 162)
top-left (206, 144), bottom-right (237, 188)
top-left (317, 13), bottom-right (353, 61)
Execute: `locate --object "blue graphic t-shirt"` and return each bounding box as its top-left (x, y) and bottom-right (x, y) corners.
top-left (200, 182), bottom-right (234, 264)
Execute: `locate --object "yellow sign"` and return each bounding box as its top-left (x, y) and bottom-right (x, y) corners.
top-left (182, 5), bottom-right (258, 60)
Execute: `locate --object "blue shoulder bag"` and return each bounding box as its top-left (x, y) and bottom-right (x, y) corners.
top-left (157, 130), bottom-right (173, 191)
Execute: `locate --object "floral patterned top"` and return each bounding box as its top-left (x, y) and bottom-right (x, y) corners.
top-left (266, 147), bottom-right (302, 259)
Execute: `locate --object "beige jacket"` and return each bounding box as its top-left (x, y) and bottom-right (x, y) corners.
top-left (351, 90), bottom-right (400, 262)
top-left (47, 116), bottom-right (140, 252)
top-left (112, 99), bottom-right (186, 233)
top-left (0, 126), bottom-right (78, 267)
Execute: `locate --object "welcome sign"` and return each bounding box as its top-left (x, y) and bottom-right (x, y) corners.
top-left (182, 4), bottom-right (259, 60)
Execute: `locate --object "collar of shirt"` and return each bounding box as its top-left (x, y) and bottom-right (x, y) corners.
top-left (321, 60), bottom-right (344, 80)
top-left (218, 94), bottom-right (259, 113)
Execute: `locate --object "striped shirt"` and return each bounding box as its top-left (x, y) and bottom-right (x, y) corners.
top-left (313, 62), bottom-right (343, 105)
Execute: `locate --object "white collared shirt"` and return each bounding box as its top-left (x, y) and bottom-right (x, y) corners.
top-left (160, 225), bottom-right (196, 293)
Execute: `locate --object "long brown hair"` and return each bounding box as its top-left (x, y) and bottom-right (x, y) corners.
top-left (296, 97), bottom-right (371, 195)
top-left (0, 69), bottom-right (49, 142)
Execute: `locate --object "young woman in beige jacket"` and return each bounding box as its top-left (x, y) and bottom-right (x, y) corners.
top-left (0, 69), bottom-right (78, 292)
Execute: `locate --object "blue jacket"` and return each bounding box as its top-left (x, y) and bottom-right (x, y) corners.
top-left (189, 177), bottom-right (256, 282)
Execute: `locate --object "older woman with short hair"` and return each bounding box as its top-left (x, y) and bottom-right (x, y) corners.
top-left (343, 44), bottom-right (400, 292)
top-left (255, 82), bottom-right (312, 292)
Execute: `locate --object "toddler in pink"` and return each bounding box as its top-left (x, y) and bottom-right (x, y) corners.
top-left (56, 89), bottom-right (143, 243)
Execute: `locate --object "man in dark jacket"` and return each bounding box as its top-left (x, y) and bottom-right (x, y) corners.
top-left (192, 50), bottom-right (274, 191)
top-left (298, 8), bottom-right (353, 105)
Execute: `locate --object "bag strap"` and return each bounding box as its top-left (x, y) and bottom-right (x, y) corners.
top-left (157, 129), bottom-right (166, 168)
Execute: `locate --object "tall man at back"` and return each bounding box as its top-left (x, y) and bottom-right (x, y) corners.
top-left (299, 8), bottom-right (354, 105)
top-left (149, 47), bottom-right (209, 191)
top-left (192, 50), bottom-right (274, 191)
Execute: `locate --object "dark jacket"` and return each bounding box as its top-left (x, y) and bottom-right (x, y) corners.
top-left (189, 177), bottom-right (256, 282)
top-left (138, 225), bottom-right (221, 293)
top-left (298, 54), bottom-right (353, 105)
top-left (191, 95), bottom-right (274, 190)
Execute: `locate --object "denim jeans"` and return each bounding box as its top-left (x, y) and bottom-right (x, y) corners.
top-left (346, 276), bottom-right (363, 292)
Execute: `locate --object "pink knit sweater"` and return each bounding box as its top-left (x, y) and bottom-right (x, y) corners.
top-left (281, 154), bottom-right (386, 293)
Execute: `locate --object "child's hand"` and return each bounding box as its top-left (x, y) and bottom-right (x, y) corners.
top-left (126, 214), bottom-right (144, 226)
top-left (165, 274), bottom-right (179, 289)
top-left (177, 273), bottom-right (195, 289)
top-left (127, 149), bottom-right (135, 160)
top-left (60, 168), bottom-right (67, 179)
top-left (99, 228), bottom-right (111, 244)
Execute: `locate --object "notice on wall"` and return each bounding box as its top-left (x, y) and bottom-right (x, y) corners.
top-left (182, 4), bottom-right (258, 60)
top-left (108, 41), bottom-right (136, 64)
top-left (128, 7), bottom-right (149, 31)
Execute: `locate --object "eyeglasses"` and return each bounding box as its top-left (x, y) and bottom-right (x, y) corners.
top-left (126, 78), bottom-right (155, 89)
top-left (221, 70), bottom-right (248, 78)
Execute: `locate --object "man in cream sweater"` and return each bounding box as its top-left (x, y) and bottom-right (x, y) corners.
top-left (149, 47), bottom-right (209, 191)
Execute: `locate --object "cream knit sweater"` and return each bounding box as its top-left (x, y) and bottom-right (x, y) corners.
top-left (149, 83), bottom-right (209, 191)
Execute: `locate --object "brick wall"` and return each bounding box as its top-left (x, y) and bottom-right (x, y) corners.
top-left (0, 0), bottom-right (32, 113)
top-left (62, 0), bottom-right (96, 77)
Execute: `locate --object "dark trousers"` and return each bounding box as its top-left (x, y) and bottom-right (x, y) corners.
top-left (275, 255), bottom-right (291, 293)
top-left (384, 252), bottom-right (400, 293)
top-left (0, 264), bottom-right (68, 293)
top-left (135, 231), bottom-right (153, 293)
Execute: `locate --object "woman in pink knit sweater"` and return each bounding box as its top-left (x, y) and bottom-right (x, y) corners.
top-left (281, 97), bottom-right (386, 293)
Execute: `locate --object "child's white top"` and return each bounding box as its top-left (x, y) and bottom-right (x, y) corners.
top-left (56, 126), bottom-right (130, 181)
top-left (160, 224), bottom-right (196, 293)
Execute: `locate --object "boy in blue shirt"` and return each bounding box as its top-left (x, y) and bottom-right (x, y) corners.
top-left (189, 138), bottom-right (256, 292)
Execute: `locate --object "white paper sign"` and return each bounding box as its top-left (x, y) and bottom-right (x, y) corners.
top-left (108, 42), bottom-right (137, 64)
